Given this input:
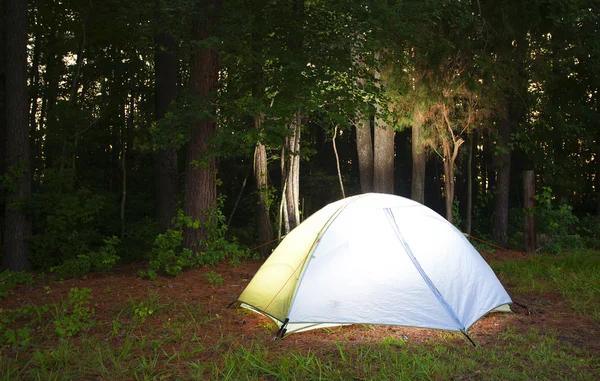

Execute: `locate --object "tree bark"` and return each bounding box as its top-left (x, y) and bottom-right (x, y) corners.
top-left (254, 114), bottom-right (273, 254)
top-left (492, 117), bottom-right (511, 245)
top-left (465, 132), bottom-right (474, 235)
top-left (523, 170), bottom-right (536, 252)
top-left (183, 6), bottom-right (219, 252)
top-left (283, 111), bottom-right (301, 233)
top-left (355, 119), bottom-right (373, 193)
top-left (29, 28), bottom-right (41, 181)
top-left (332, 126), bottom-right (345, 198)
top-left (443, 155), bottom-right (454, 223)
top-left (373, 115), bottom-right (394, 194)
top-left (411, 109), bottom-right (425, 203)
top-left (155, 4), bottom-right (179, 230)
top-left (0, 0), bottom-right (6, 241)
top-left (3, 0), bottom-right (31, 270)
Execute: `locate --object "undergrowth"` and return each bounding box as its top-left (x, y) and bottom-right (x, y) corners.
top-left (492, 249), bottom-right (600, 320)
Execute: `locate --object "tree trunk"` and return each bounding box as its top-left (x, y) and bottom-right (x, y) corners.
top-left (254, 114), bottom-right (273, 254)
top-left (492, 118), bottom-right (511, 246)
top-left (332, 126), bottom-right (345, 198)
top-left (155, 6), bottom-right (179, 230)
top-left (442, 139), bottom-right (455, 223)
top-left (373, 115), bottom-right (394, 194)
top-left (283, 111), bottom-right (301, 233)
top-left (411, 109), bottom-right (425, 203)
top-left (29, 29), bottom-right (41, 181)
top-left (355, 119), bottom-right (373, 193)
top-left (183, 7), bottom-right (219, 252)
top-left (0, 0), bottom-right (6, 242)
top-left (3, 0), bottom-right (31, 270)
top-left (523, 170), bottom-right (536, 252)
top-left (465, 133), bottom-right (474, 235)
top-left (597, 146), bottom-right (600, 216)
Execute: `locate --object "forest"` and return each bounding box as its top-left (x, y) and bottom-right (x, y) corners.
top-left (0, 0), bottom-right (599, 379)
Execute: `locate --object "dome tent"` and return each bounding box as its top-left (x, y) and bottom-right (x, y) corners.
top-left (238, 193), bottom-right (512, 341)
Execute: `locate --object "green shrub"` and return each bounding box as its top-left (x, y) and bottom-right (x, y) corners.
top-left (579, 215), bottom-right (600, 249)
top-left (141, 229), bottom-right (195, 278)
top-left (141, 202), bottom-right (245, 278)
top-left (50, 236), bottom-right (121, 279)
top-left (27, 169), bottom-right (113, 271)
top-left (0, 270), bottom-right (34, 299)
top-left (204, 271), bottom-right (224, 286)
top-left (52, 287), bottom-right (95, 338)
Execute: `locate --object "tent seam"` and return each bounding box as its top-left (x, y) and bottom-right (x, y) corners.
top-left (286, 194), bottom-right (368, 321)
top-left (384, 208), bottom-right (466, 332)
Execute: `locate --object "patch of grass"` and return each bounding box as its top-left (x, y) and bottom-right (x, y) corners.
top-left (492, 249), bottom-right (600, 320)
top-left (121, 290), bottom-right (170, 325)
top-left (206, 328), bottom-right (598, 380)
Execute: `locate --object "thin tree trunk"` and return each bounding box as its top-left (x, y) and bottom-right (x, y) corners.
top-left (227, 166), bottom-right (250, 226)
top-left (597, 146), bottom-right (600, 216)
top-left (442, 142), bottom-right (454, 223)
top-left (183, 7), bottom-right (219, 252)
top-left (492, 118), bottom-right (511, 245)
top-left (355, 119), bottom-right (373, 193)
top-left (3, 0), bottom-right (31, 270)
top-left (411, 109), bottom-right (425, 203)
top-left (0, 0), bottom-right (6, 242)
top-left (523, 170), bottom-right (536, 252)
top-left (283, 111), bottom-right (301, 232)
top-left (466, 133), bottom-right (473, 235)
top-left (29, 29), bottom-right (41, 181)
top-left (254, 114), bottom-right (273, 253)
top-left (155, 3), bottom-right (179, 230)
top-left (333, 126), bottom-right (345, 198)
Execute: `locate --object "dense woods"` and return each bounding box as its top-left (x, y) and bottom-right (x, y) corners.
top-left (1, 0), bottom-right (599, 274)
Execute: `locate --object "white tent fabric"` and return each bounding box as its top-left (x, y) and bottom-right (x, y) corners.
top-left (239, 193), bottom-right (512, 336)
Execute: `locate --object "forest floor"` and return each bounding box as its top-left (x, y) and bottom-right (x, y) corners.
top-left (1, 249), bottom-right (599, 380)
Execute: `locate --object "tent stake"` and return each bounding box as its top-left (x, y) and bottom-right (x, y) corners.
top-left (274, 318), bottom-right (289, 341)
top-left (461, 330), bottom-right (477, 347)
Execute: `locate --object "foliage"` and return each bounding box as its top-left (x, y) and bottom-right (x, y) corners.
top-left (0, 270), bottom-right (34, 299)
top-left (451, 200), bottom-right (462, 230)
top-left (0, 305), bottom-right (42, 349)
top-left (52, 287), bottom-right (95, 338)
top-left (49, 236), bottom-right (121, 279)
top-left (203, 271), bottom-right (224, 287)
top-left (579, 215), bottom-right (600, 249)
top-left (139, 229), bottom-right (194, 279)
top-left (141, 205), bottom-right (245, 279)
top-left (27, 169), bottom-right (113, 271)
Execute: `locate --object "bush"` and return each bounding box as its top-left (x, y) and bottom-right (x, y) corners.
top-left (50, 236), bottom-right (121, 279)
top-left (140, 202), bottom-right (245, 278)
top-left (27, 169), bottom-right (112, 271)
top-left (0, 270), bottom-right (34, 299)
top-left (579, 215), bottom-right (600, 250)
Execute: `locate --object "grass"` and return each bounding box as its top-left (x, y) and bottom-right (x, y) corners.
top-left (0, 250), bottom-right (599, 380)
top-left (492, 249), bottom-right (600, 320)
top-left (208, 329), bottom-right (598, 380)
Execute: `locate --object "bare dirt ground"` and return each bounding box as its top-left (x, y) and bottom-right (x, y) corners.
top-left (2, 251), bottom-right (599, 369)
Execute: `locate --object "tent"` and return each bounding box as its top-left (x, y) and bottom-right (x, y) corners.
top-left (238, 193), bottom-right (512, 340)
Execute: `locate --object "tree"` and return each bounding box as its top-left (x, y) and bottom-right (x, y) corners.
top-left (411, 107), bottom-right (426, 203)
top-left (183, 1), bottom-right (220, 252)
top-left (155, 0), bottom-right (179, 230)
top-left (3, 0), bottom-right (32, 270)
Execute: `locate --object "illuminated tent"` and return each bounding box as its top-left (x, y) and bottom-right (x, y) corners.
top-left (238, 193), bottom-right (512, 339)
